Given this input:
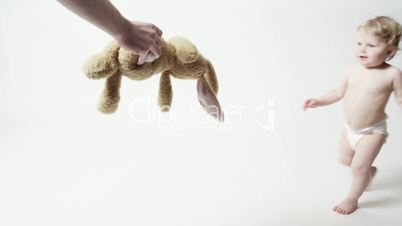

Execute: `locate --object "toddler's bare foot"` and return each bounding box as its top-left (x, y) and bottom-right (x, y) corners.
top-left (333, 198), bottom-right (358, 215)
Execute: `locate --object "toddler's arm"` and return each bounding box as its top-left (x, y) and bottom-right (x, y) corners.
top-left (392, 70), bottom-right (402, 108)
top-left (303, 74), bottom-right (348, 110)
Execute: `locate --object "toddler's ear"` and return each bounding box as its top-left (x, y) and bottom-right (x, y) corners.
top-left (386, 46), bottom-right (397, 60)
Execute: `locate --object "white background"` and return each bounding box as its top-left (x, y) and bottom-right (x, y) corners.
top-left (1, 0), bottom-right (402, 225)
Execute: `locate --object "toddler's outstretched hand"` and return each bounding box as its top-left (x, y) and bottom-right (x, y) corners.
top-left (303, 98), bottom-right (320, 111)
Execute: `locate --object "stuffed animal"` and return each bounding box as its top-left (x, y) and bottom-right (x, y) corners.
top-left (83, 37), bottom-right (224, 122)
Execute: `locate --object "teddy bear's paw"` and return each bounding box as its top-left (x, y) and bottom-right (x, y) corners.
top-left (97, 96), bottom-right (120, 114)
top-left (159, 105), bottom-right (171, 112)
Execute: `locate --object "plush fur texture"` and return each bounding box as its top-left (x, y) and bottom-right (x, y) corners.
top-left (83, 37), bottom-right (224, 121)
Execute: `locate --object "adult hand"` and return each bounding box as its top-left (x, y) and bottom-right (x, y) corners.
top-left (116, 20), bottom-right (164, 65)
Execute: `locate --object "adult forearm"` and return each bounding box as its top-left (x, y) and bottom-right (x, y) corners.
top-left (57, 0), bottom-right (129, 39)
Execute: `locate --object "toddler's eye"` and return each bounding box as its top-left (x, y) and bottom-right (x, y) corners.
top-left (368, 44), bottom-right (376, 47)
top-left (357, 42), bottom-right (361, 46)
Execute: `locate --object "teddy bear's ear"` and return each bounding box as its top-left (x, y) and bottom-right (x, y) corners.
top-left (197, 77), bottom-right (224, 122)
top-left (83, 41), bottom-right (120, 79)
top-left (168, 37), bottom-right (200, 63)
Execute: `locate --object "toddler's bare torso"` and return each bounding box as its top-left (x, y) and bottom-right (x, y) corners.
top-left (343, 64), bottom-right (394, 130)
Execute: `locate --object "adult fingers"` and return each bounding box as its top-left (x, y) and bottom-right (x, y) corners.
top-left (153, 35), bottom-right (164, 49)
top-left (149, 45), bottom-right (162, 60)
top-left (152, 24), bottom-right (163, 36)
top-left (144, 52), bottom-right (155, 63)
top-left (137, 51), bottom-right (147, 65)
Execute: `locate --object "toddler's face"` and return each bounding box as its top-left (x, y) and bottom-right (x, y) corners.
top-left (354, 29), bottom-right (394, 68)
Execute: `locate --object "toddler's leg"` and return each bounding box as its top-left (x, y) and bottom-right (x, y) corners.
top-left (333, 133), bottom-right (386, 215)
top-left (338, 129), bottom-right (355, 166)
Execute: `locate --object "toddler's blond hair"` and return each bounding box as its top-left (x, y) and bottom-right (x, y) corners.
top-left (358, 16), bottom-right (402, 60)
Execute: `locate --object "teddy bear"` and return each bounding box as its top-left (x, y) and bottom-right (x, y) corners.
top-left (82, 37), bottom-right (224, 122)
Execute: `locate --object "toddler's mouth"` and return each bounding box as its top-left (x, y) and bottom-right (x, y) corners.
top-left (359, 55), bottom-right (368, 60)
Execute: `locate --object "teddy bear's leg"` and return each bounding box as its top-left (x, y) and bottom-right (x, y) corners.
top-left (98, 70), bottom-right (122, 114)
top-left (197, 77), bottom-right (224, 122)
top-left (204, 61), bottom-right (219, 95)
top-left (158, 71), bottom-right (173, 112)
top-left (83, 41), bottom-right (120, 80)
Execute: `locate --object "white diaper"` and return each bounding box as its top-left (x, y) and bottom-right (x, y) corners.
top-left (345, 119), bottom-right (388, 150)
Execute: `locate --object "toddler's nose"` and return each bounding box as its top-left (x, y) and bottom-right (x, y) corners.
top-left (360, 45), bottom-right (368, 52)
top-left (358, 47), bottom-right (366, 54)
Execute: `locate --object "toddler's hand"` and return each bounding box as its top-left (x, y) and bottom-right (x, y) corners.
top-left (303, 98), bottom-right (320, 111)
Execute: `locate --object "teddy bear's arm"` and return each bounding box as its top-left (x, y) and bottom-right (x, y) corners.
top-left (158, 71), bottom-right (173, 112)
